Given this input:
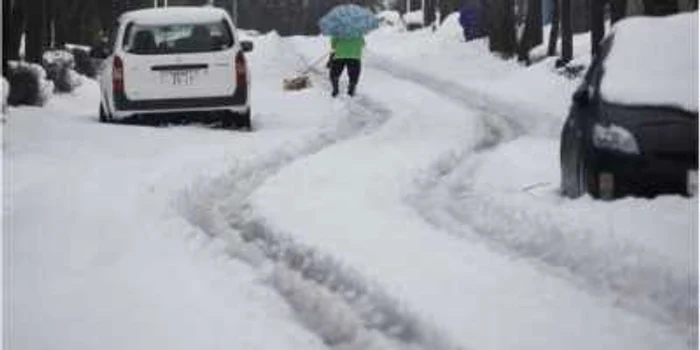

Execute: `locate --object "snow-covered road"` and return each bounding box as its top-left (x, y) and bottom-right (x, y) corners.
top-left (5, 24), bottom-right (696, 350)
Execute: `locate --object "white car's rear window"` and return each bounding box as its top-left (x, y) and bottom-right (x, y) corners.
top-left (124, 21), bottom-right (233, 55)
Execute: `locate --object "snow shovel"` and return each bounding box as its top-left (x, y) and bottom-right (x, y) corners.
top-left (283, 52), bottom-right (331, 91)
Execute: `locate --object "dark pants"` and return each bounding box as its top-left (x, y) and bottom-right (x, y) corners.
top-left (329, 58), bottom-right (361, 95)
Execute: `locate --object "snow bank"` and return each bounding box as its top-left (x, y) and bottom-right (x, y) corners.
top-left (439, 137), bottom-right (697, 332)
top-left (601, 12), bottom-right (698, 112)
top-left (377, 10), bottom-right (403, 27)
top-left (434, 12), bottom-right (463, 41)
top-left (403, 10), bottom-right (423, 25)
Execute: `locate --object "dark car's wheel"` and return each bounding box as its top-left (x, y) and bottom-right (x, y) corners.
top-left (574, 145), bottom-right (599, 198)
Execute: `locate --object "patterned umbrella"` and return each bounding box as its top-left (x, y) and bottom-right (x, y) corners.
top-left (319, 4), bottom-right (379, 38)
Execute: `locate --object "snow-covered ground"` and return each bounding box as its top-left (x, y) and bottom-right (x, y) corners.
top-left (5, 12), bottom-right (697, 350)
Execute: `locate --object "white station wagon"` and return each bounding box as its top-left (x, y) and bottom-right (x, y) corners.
top-left (93, 6), bottom-right (253, 129)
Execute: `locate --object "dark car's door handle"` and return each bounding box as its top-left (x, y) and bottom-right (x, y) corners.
top-left (151, 64), bottom-right (208, 71)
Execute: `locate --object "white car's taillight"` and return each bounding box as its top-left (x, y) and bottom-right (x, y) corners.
top-left (235, 52), bottom-right (247, 86)
top-left (592, 123), bottom-right (640, 154)
top-left (112, 56), bottom-right (124, 93)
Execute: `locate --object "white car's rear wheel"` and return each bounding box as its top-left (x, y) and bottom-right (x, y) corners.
top-left (236, 108), bottom-right (252, 131)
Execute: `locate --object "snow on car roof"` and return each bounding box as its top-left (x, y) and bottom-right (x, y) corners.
top-left (600, 12), bottom-right (698, 112)
top-left (119, 6), bottom-right (231, 25)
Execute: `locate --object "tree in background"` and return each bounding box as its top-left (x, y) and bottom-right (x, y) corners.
top-left (590, 0), bottom-right (605, 56)
top-left (559, 0), bottom-right (573, 65)
top-left (546, 0), bottom-right (559, 56)
top-left (3, 0), bottom-right (26, 66)
top-left (488, 0), bottom-right (517, 58)
top-left (516, 0), bottom-right (543, 64)
top-left (24, 0), bottom-right (46, 63)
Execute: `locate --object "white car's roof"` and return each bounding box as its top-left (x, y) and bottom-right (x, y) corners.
top-left (119, 6), bottom-right (231, 25)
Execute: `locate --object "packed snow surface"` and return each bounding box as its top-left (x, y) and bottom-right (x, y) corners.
top-left (6, 13), bottom-right (696, 350)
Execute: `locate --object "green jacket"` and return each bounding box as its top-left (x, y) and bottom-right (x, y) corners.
top-left (331, 37), bottom-right (365, 60)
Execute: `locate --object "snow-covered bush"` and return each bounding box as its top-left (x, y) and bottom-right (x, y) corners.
top-left (377, 10), bottom-right (405, 30)
top-left (42, 49), bottom-right (82, 93)
top-left (403, 10), bottom-right (424, 30)
top-left (7, 61), bottom-right (54, 106)
top-left (435, 12), bottom-right (464, 42)
top-left (69, 47), bottom-right (97, 78)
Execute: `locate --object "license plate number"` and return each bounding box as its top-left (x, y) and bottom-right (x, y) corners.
top-left (161, 70), bottom-right (199, 86)
top-left (687, 170), bottom-right (697, 196)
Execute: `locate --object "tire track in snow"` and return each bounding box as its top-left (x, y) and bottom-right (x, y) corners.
top-left (178, 43), bottom-right (456, 350)
top-left (367, 53), bottom-right (696, 343)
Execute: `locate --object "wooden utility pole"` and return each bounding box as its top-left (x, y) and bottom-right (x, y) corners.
top-left (547, 0), bottom-right (559, 56)
top-left (610, 0), bottom-right (628, 22)
top-left (559, 0), bottom-right (573, 65)
top-left (517, 0), bottom-right (543, 63)
top-left (424, 0), bottom-right (437, 27)
top-left (591, 0), bottom-right (605, 56)
top-left (25, 0), bottom-right (46, 63)
top-left (488, 0), bottom-right (516, 57)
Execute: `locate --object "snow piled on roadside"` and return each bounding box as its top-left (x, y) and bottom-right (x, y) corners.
top-left (425, 137), bottom-right (697, 336)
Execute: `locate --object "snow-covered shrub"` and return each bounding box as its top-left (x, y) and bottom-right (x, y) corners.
top-left (436, 12), bottom-right (464, 42)
top-left (377, 11), bottom-right (405, 31)
top-left (403, 10), bottom-right (424, 31)
top-left (42, 49), bottom-right (82, 93)
top-left (70, 47), bottom-right (97, 78)
top-left (7, 61), bottom-right (54, 106)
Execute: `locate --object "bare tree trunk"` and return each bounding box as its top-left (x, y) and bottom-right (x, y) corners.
top-left (591, 0), bottom-right (605, 56)
top-left (25, 0), bottom-right (46, 63)
top-left (489, 0), bottom-right (517, 57)
top-left (4, 0), bottom-right (25, 64)
top-left (559, 0), bottom-right (573, 65)
top-left (547, 0), bottom-right (559, 56)
top-left (516, 0), bottom-right (543, 64)
top-left (45, 0), bottom-right (54, 48)
top-left (572, 0), bottom-right (590, 33)
top-left (424, 0), bottom-right (437, 27)
top-left (611, 0), bottom-right (628, 22)
top-left (642, 0), bottom-right (676, 15)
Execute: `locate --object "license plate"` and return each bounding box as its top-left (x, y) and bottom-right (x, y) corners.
top-left (687, 170), bottom-right (697, 196)
top-left (161, 70), bottom-right (199, 86)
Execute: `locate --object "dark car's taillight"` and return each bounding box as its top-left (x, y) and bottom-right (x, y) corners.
top-left (113, 56), bottom-right (124, 93)
top-left (235, 52), bottom-right (247, 86)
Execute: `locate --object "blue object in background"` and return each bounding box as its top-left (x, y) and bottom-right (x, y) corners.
top-left (459, 2), bottom-right (482, 41)
top-left (319, 4), bottom-right (379, 38)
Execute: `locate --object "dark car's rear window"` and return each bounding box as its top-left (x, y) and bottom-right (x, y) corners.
top-left (124, 20), bottom-right (234, 55)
